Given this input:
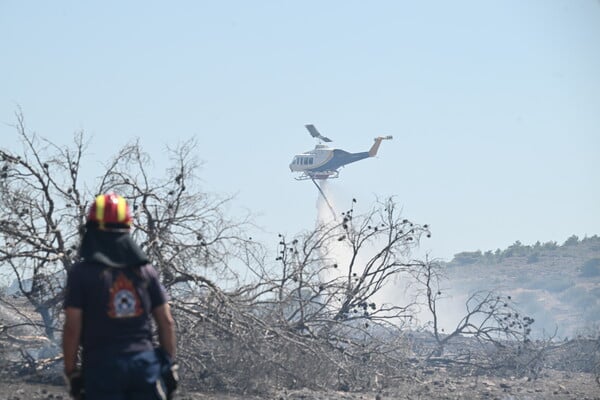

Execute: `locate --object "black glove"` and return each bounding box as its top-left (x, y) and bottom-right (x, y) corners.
top-left (65, 369), bottom-right (85, 400)
top-left (156, 348), bottom-right (179, 399)
top-left (163, 362), bottom-right (179, 398)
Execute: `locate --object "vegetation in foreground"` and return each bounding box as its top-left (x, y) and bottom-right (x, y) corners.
top-left (0, 114), bottom-right (598, 395)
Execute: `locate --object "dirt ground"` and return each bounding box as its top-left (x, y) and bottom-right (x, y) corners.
top-left (0, 369), bottom-right (598, 400)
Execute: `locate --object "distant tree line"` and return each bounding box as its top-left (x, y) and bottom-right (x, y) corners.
top-left (450, 235), bottom-right (600, 266)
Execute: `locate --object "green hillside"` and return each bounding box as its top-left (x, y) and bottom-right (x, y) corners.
top-left (445, 235), bottom-right (600, 338)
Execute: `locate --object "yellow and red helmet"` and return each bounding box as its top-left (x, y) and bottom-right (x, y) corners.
top-left (86, 193), bottom-right (132, 231)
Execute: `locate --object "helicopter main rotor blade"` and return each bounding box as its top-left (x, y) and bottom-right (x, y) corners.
top-left (305, 124), bottom-right (332, 142)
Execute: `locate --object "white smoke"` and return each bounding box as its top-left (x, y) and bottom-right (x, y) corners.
top-left (315, 180), bottom-right (350, 285)
top-left (314, 183), bottom-right (468, 332)
top-left (315, 180), bottom-right (337, 225)
top-left (314, 183), bottom-right (417, 322)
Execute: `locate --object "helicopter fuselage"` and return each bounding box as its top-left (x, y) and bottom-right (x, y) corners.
top-left (289, 144), bottom-right (370, 180)
top-left (289, 133), bottom-right (392, 180)
top-left (290, 124), bottom-right (392, 180)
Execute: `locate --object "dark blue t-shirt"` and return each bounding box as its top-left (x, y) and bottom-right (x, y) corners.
top-left (64, 262), bottom-right (168, 362)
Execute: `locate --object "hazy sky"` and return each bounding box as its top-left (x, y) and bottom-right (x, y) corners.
top-left (1, 1), bottom-right (599, 260)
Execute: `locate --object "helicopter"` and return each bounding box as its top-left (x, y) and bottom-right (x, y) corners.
top-left (289, 124), bottom-right (393, 181)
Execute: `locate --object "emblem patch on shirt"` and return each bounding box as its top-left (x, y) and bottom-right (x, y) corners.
top-left (108, 272), bottom-right (143, 318)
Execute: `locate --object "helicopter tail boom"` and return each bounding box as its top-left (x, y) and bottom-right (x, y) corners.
top-left (368, 135), bottom-right (393, 157)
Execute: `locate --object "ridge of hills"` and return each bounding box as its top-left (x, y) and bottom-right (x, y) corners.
top-left (443, 234), bottom-right (600, 338)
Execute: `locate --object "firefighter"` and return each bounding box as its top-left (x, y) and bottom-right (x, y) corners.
top-left (63, 193), bottom-right (177, 399)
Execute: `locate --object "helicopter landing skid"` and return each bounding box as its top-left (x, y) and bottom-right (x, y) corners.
top-left (295, 170), bottom-right (339, 181)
